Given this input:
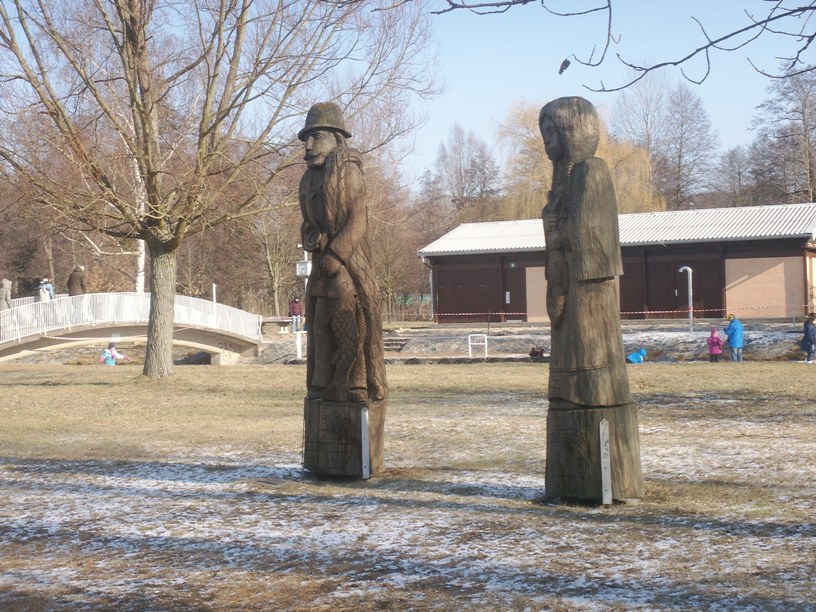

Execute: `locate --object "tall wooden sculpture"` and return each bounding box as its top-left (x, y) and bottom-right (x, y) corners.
top-left (298, 102), bottom-right (388, 478)
top-left (540, 97), bottom-right (643, 501)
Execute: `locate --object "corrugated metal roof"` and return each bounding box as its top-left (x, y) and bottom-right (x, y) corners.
top-left (417, 203), bottom-right (816, 257)
top-left (418, 218), bottom-right (545, 256)
top-left (621, 203), bottom-right (816, 245)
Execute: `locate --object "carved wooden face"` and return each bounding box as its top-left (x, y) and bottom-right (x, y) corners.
top-left (539, 115), bottom-right (563, 161)
top-left (540, 97), bottom-right (600, 163)
top-left (303, 129), bottom-right (337, 168)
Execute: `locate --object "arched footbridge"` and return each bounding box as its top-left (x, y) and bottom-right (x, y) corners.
top-left (0, 293), bottom-right (262, 364)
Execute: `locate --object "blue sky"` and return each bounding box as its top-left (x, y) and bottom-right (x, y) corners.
top-left (404, 1), bottom-right (806, 180)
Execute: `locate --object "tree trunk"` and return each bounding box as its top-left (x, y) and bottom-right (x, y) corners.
top-left (272, 279), bottom-right (281, 317)
top-left (136, 241), bottom-right (147, 293)
top-left (43, 237), bottom-right (55, 286)
top-left (143, 242), bottom-right (177, 378)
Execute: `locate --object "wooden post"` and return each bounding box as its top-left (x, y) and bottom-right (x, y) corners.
top-left (303, 398), bottom-right (386, 478)
top-left (546, 404), bottom-right (643, 500)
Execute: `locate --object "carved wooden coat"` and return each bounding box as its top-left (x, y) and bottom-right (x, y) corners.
top-left (299, 146), bottom-right (387, 403)
top-left (540, 96), bottom-right (643, 501)
top-left (541, 97), bottom-right (631, 409)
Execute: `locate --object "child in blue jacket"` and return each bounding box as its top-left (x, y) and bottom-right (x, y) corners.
top-left (99, 343), bottom-right (130, 366)
top-left (626, 348), bottom-right (647, 364)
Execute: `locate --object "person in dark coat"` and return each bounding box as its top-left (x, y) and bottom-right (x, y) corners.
top-left (288, 297), bottom-right (303, 332)
top-left (800, 312), bottom-right (816, 364)
top-left (67, 265), bottom-right (87, 296)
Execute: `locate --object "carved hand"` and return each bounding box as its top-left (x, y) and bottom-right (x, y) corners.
top-left (303, 227), bottom-right (324, 252)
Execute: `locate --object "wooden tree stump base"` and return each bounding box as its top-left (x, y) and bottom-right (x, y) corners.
top-left (303, 398), bottom-right (386, 478)
top-left (546, 403), bottom-right (643, 501)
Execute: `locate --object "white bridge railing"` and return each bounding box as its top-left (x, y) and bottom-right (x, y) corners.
top-left (0, 292), bottom-right (262, 345)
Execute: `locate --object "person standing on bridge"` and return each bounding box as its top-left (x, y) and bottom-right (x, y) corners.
top-left (67, 265), bottom-right (87, 296)
top-left (0, 278), bottom-right (11, 311)
top-left (37, 277), bottom-right (55, 302)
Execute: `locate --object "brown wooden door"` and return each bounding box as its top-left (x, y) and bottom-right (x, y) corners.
top-left (436, 263), bottom-right (501, 322)
top-left (620, 257), bottom-right (646, 319)
top-left (646, 260), bottom-right (679, 318)
top-left (646, 259), bottom-right (724, 319)
top-left (675, 261), bottom-right (724, 319)
top-left (502, 266), bottom-right (527, 321)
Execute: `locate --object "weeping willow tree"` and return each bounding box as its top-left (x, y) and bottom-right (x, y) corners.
top-left (497, 99), bottom-right (658, 218)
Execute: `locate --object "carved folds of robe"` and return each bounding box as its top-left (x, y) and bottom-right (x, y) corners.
top-left (299, 146), bottom-right (387, 403)
top-left (543, 141), bottom-right (632, 409)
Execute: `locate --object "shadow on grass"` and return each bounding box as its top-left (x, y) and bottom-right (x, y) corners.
top-left (2, 456), bottom-right (814, 542)
top-left (0, 504), bottom-right (812, 612)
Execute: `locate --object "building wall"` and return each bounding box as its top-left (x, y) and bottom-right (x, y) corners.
top-left (428, 240), bottom-right (812, 322)
top-left (725, 256), bottom-right (805, 318)
top-left (622, 247), bottom-right (725, 319)
top-left (432, 252), bottom-right (545, 323)
top-left (809, 254), bottom-right (816, 312)
top-left (525, 266), bottom-right (548, 323)
top-left (435, 260), bottom-right (502, 322)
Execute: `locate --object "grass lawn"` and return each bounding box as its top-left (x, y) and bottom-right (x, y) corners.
top-left (1, 362), bottom-right (814, 610)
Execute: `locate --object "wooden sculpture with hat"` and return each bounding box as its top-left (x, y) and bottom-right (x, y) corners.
top-left (297, 101), bottom-right (387, 478)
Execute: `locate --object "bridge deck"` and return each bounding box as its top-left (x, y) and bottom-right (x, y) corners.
top-left (0, 292), bottom-right (262, 364)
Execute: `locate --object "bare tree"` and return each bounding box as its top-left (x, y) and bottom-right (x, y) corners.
top-left (709, 146), bottom-right (753, 207)
top-left (652, 84), bottom-right (718, 209)
top-left (0, 0), bottom-right (438, 377)
top-left (609, 71), bottom-right (669, 208)
top-left (433, 124), bottom-right (500, 221)
top-left (411, 170), bottom-right (456, 243)
top-left (364, 163), bottom-right (426, 322)
top-left (433, 1), bottom-right (816, 90)
top-left (754, 66), bottom-right (816, 202)
top-left (611, 71), bottom-right (670, 156)
top-left (249, 204), bottom-right (301, 318)
top-left (745, 132), bottom-right (804, 204)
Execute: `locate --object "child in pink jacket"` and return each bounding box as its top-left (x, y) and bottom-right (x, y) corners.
top-left (706, 328), bottom-right (724, 363)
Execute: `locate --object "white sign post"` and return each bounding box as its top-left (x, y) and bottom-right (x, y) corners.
top-left (360, 406), bottom-right (370, 479)
top-left (600, 418), bottom-right (612, 506)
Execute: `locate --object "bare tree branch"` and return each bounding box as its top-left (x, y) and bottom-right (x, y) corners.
top-left (431, 0), bottom-right (816, 90)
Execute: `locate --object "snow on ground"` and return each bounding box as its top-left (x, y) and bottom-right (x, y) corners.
top-left (2, 428), bottom-right (814, 610)
top-left (2, 328), bottom-right (815, 609)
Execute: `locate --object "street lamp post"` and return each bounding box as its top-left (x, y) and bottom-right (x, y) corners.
top-left (678, 266), bottom-right (693, 332)
top-left (295, 243), bottom-right (310, 297)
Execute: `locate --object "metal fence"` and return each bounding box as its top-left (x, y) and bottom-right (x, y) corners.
top-left (0, 292), bottom-right (262, 345)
